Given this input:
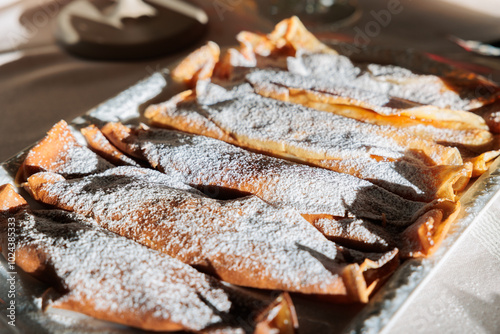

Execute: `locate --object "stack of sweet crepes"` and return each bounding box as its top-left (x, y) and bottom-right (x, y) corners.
top-left (3, 17), bottom-right (500, 333)
top-left (145, 16), bottom-right (500, 255)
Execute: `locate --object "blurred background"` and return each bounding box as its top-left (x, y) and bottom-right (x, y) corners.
top-left (2, 0), bottom-right (500, 163)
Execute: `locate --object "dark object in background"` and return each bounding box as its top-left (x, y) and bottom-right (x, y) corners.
top-left (56, 0), bottom-right (208, 60)
top-left (254, 0), bottom-right (360, 31)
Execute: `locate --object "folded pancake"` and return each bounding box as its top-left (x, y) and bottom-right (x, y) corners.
top-left (285, 52), bottom-right (499, 114)
top-left (247, 69), bottom-right (493, 147)
top-left (15, 120), bottom-right (113, 184)
top-left (101, 122), bottom-right (460, 257)
top-left (249, 67), bottom-right (486, 127)
top-left (186, 82), bottom-right (465, 167)
top-left (328, 46), bottom-right (500, 113)
top-left (145, 82), bottom-right (471, 202)
top-left (309, 198), bottom-right (459, 259)
top-left (171, 41), bottom-right (220, 88)
top-left (81, 124), bottom-right (140, 166)
top-left (0, 184), bottom-right (297, 333)
top-left (236, 16), bottom-right (336, 59)
top-left (100, 123), bottom-right (428, 223)
top-left (25, 167), bottom-right (398, 302)
top-left (234, 17), bottom-right (500, 114)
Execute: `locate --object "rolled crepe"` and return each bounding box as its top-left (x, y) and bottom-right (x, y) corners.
top-left (80, 124), bottom-right (140, 166)
top-left (247, 68), bottom-right (493, 147)
top-left (145, 82), bottom-right (471, 202)
top-left (98, 122), bottom-right (460, 258)
top-left (15, 120), bottom-right (113, 184)
top-left (0, 184), bottom-right (297, 333)
top-left (99, 123), bottom-right (431, 224)
top-left (25, 167), bottom-right (398, 302)
top-left (284, 52), bottom-right (498, 116)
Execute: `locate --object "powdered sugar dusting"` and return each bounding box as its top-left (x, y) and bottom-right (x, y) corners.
top-left (159, 82), bottom-right (460, 201)
top-left (23, 121), bottom-right (114, 179)
top-left (247, 69), bottom-right (418, 116)
top-left (287, 53), bottom-right (481, 110)
top-left (312, 217), bottom-right (394, 251)
top-left (29, 167), bottom-right (394, 296)
top-left (199, 82), bottom-right (460, 166)
top-left (2, 209), bottom-right (235, 332)
top-left (197, 82), bottom-right (399, 160)
top-left (53, 144), bottom-right (114, 178)
top-left (134, 127), bottom-right (427, 224)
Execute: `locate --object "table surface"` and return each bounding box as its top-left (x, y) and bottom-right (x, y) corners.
top-left (1, 1), bottom-right (500, 333)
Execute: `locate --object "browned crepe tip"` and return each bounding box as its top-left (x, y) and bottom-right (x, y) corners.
top-left (171, 41), bottom-right (220, 87)
top-left (237, 16), bottom-right (337, 57)
top-left (81, 124), bottom-right (140, 166)
top-left (0, 184), bottom-right (27, 213)
top-left (16, 120), bottom-right (112, 184)
top-left (401, 200), bottom-right (461, 258)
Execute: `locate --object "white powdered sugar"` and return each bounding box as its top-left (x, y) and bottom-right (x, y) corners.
top-left (152, 81), bottom-right (462, 201)
top-left (24, 121), bottom-right (114, 179)
top-left (198, 82), bottom-right (403, 161)
top-left (314, 157), bottom-right (441, 202)
top-left (286, 52), bottom-right (481, 110)
top-left (312, 217), bottom-right (394, 251)
top-left (247, 69), bottom-right (417, 116)
top-left (50, 144), bottom-right (113, 178)
top-left (28, 167), bottom-right (395, 295)
top-left (133, 127), bottom-right (427, 225)
top-left (197, 81), bottom-right (460, 166)
top-left (1, 209), bottom-right (237, 332)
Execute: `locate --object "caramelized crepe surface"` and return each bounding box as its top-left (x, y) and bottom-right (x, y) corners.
top-left (0, 184), bottom-right (296, 333)
top-left (6, 16), bottom-right (500, 332)
top-left (26, 166), bottom-right (398, 302)
top-left (97, 122), bottom-right (460, 258)
top-left (146, 82), bottom-right (472, 202)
